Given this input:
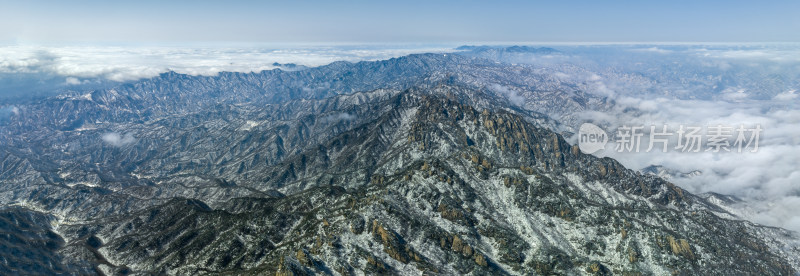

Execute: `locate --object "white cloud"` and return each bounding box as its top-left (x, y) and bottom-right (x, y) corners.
top-left (320, 113), bottom-right (356, 124)
top-left (689, 46), bottom-right (800, 63)
top-left (774, 90), bottom-right (798, 100)
top-left (553, 72), bottom-right (570, 79)
top-left (489, 83), bottom-right (525, 105)
top-left (634, 47), bottom-right (672, 54)
top-left (585, 93), bottom-right (800, 231)
top-left (101, 132), bottom-right (136, 147)
top-left (65, 77), bottom-right (81, 85)
top-left (0, 106), bottom-right (19, 118)
top-left (721, 87), bottom-right (748, 101)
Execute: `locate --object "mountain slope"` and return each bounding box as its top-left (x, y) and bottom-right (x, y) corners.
top-left (0, 56), bottom-right (798, 275)
top-left (20, 88), bottom-right (794, 275)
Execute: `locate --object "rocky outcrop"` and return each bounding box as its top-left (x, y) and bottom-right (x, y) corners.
top-left (370, 220), bottom-right (422, 264)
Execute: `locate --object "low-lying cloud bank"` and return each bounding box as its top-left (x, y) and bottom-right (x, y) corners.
top-left (555, 45), bottom-right (800, 232)
top-left (583, 96), bottom-right (800, 230)
top-left (101, 132), bottom-right (136, 147)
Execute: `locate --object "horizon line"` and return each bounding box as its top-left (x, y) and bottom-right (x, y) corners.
top-left (2, 41), bottom-right (800, 48)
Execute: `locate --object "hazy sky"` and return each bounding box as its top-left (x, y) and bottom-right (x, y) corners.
top-left (2, 0), bottom-right (799, 44)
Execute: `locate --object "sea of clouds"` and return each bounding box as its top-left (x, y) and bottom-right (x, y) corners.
top-left (557, 45), bottom-right (800, 232)
top-left (0, 44), bottom-right (451, 101)
top-left (0, 44), bottom-right (451, 94)
top-left (588, 95), bottom-right (800, 231)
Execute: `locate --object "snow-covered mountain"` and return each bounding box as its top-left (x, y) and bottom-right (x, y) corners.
top-left (1, 49), bottom-right (798, 275)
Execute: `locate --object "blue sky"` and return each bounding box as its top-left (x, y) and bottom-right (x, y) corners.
top-left (1, 0), bottom-right (799, 44)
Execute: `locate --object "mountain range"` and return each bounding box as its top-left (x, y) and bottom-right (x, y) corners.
top-left (0, 48), bottom-right (798, 275)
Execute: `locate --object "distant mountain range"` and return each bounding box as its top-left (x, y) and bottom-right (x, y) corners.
top-left (456, 45), bottom-right (560, 54)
